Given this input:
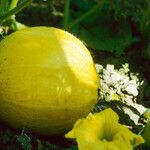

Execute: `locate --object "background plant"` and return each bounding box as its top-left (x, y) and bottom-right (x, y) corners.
top-left (0, 0), bottom-right (150, 149)
top-left (0, 0), bottom-right (32, 37)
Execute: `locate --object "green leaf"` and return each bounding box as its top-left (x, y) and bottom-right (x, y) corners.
top-left (68, 1), bottom-right (134, 55)
top-left (140, 6), bottom-right (150, 37)
top-left (0, 0), bottom-right (32, 23)
top-left (16, 131), bottom-right (32, 150)
top-left (70, 19), bottom-right (133, 55)
top-left (72, 0), bottom-right (96, 12)
top-left (68, 0), bottom-right (147, 54)
top-left (145, 39), bottom-right (150, 60)
top-left (0, 0), bottom-right (10, 15)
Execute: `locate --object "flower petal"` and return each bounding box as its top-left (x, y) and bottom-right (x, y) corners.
top-left (65, 108), bottom-right (144, 150)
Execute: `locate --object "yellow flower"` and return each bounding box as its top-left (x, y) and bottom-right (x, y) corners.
top-left (65, 108), bottom-right (144, 150)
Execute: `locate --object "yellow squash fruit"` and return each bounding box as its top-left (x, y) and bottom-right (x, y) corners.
top-left (0, 27), bottom-right (99, 135)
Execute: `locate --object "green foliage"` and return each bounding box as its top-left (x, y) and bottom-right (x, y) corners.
top-left (63, 0), bottom-right (70, 29)
top-left (0, 1), bottom-right (150, 149)
top-left (0, 0), bottom-right (10, 15)
top-left (0, 123), bottom-right (77, 150)
top-left (70, 16), bottom-right (133, 54)
top-left (1, 0), bottom-right (150, 56)
top-left (16, 129), bottom-right (32, 150)
top-left (0, 0), bottom-right (31, 31)
top-left (0, 0), bottom-right (31, 23)
top-left (108, 0), bottom-right (147, 23)
top-left (16, 0), bottom-right (63, 27)
top-left (140, 5), bottom-right (150, 38)
top-left (65, 0), bottom-right (148, 55)
top-left (145, 40), bottom-right (150, 60)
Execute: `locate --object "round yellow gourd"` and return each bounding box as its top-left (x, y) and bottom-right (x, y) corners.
top-left (0, 27), bottom-right (99, 135)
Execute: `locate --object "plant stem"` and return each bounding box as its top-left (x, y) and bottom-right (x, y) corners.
top-left (9, 0), bottom-right (20, 30)
top-left (63, 0), bottom-right (70, 30)
top-left (0, 0), bottom-right (32, 23)
top-left (66, 0), bottom-right (106, 29)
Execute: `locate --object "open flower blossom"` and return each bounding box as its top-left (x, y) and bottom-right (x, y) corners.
top-left (65, 108), bottom-right (144, 150)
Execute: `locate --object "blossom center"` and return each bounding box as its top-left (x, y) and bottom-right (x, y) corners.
top-left (99, 130), bottom-right (114, 142)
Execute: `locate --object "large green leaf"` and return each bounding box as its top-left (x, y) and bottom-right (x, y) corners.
top-left (69, 7), bottom-right (133, 55)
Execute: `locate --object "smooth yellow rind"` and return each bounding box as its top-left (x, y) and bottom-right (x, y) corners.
top-left (0, 27), bottom-right (99, 134)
